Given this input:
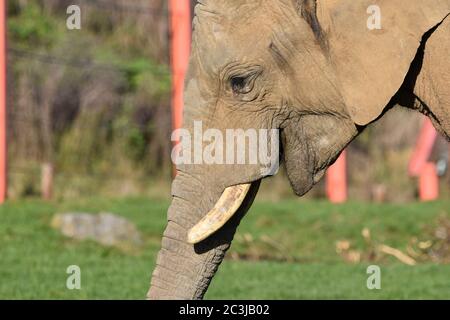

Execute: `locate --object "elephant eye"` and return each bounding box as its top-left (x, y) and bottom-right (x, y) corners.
top-left (225, 66), bottom-right (262, 97)
top-left (230, 76), bottom-right (252, 95)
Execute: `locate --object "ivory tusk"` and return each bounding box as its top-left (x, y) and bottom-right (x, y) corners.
top-left (187, 183), bottom-right (252, 244)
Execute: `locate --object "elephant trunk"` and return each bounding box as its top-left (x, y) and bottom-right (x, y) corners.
top-left (147, 218), bottom-right (225, 299)
top-left (147, 173), bottom-right (260, 299)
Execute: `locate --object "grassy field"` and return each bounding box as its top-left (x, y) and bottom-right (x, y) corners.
top-left (0, 196), bottom-right (449, 299)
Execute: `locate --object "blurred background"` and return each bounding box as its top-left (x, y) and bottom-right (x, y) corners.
top-left (0, 0), bottom-right (449, 299)
top-left (7, 0), bottom-right (173, 199)
top-left (5, 0), bottom-right (449, 202)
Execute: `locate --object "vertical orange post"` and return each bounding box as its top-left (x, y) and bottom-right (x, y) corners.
top-left (408, 118), bottom-right (438, 177)
top-left (169, 0), bottom-right (191, 172)
top-left (419, 162), bottom-right (439, 201)
top-left (0, 0), bottom-right (6, 204)
top-left (408, 118), bottom-right (439, 201)
top-left (326, 150), bottom-right (347, 203)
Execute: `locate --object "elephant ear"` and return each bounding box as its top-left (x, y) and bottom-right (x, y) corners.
top-left (315, 0), bottom-right (450, 125)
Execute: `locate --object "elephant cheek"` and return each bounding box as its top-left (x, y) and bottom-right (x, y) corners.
top-left (281, 130), bottom-right (316, 197)
top-left (284, 153), bottom-right (316, 196)
top-left (281, 114), bottom-right (358, 197)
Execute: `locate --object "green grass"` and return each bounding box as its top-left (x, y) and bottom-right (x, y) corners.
top-left (0, 197), bottom-right (449, 299)
top-left (208, 263), bottom-right (450, 299)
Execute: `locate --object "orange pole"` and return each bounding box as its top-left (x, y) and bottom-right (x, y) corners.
top-left (326, 150), bottom-right (347, 203)
top-left (408, 117), bottom-right (439, 200)
top-left (169, 0), bottom-right (191, 146)
top-left (408, 118), bottom-right (437, 177)
top-left (0, 0), bottom-right (6, 204)
top-left (419, 162), bottom-right (439, 201)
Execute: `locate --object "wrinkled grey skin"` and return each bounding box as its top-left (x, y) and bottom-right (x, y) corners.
top-left (148, 0), bottom-right (450, 299)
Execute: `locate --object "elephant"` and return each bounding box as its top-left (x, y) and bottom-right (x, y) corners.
top-left (148, 0), bottom-right (450, 299)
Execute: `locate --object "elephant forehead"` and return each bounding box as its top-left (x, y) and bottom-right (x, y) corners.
top-left (193, 1), bottom-right (277, 71)
top-left (195, 0), bottom-right (268, 20)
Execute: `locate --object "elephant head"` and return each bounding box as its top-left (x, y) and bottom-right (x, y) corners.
top-left (148, 0), bottom-right (450, 299)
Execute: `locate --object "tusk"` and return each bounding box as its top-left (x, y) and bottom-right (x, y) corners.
top-left (187, 183), bottom-right (252, 244)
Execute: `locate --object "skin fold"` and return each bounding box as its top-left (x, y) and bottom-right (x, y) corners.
top-left (148, 0), bottom-right (450, 299)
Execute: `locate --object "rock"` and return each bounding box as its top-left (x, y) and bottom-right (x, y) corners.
top-left (51, 212), bottom-right (143, 248)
